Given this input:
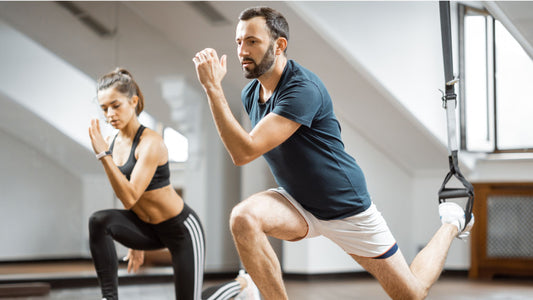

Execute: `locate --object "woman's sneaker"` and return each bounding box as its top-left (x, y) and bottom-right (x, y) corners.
top-left (234, 269), bottom-right (261, 300)
top-left (439, 202), bottom-right (474, 240)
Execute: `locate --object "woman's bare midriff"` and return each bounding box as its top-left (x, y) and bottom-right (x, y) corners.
top-left (130, 185), bottom-right (183, 224)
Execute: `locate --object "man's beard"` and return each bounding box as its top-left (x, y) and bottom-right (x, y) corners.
top-left (242, 43), bottom-right (276, 79)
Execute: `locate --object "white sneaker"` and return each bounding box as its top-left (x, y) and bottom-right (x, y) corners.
top-left (439, 202), bottom-right (474, 240)
top-left (234, 269), bottom-right (261, 300)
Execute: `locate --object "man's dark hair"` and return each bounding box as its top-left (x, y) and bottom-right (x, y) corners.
top-left (239, 7), bottom-right (289, 53)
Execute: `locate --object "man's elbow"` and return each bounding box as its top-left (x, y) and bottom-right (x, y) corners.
top-left (232, 157), bottom-right (248, 166)
top-left (231, 154), bottom-right (254, 166)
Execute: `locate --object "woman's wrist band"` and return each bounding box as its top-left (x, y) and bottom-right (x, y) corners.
top-left (96, 150), bottom-right (112, 160)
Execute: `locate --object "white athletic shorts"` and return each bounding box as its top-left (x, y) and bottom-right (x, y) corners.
top-left (270, 187), bottom-right (398, 258)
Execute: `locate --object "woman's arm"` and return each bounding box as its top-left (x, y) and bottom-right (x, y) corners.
top-left (88, 119), bottom-right (161, 209)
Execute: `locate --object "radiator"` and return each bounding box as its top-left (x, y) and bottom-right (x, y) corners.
top-left (487, 195), bottom-right (533, 258)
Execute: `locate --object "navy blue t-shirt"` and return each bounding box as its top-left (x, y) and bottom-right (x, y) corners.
top-left (241, 60), bottom-right (371, 220)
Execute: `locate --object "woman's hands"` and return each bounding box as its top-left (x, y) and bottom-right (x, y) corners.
top-left (124, 249), bottom-right (145, 273)
top-left (88, 118), bottom-right (108, 155)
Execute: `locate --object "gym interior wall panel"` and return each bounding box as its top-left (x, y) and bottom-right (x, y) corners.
top-left (0, 129), bottom-right (84, 260)
top-left (201, 106), bottom-right (241, 272)
top-left (470, 158), bottom-right (533, 182)
top-left (283, 236), bottom-right (363, 274)
top-left (0, 18), bottom-right (100, 152)
top-left (291, 1), bottom-right (448, 148)
top-left (80, 174), bottom-right (115, 258)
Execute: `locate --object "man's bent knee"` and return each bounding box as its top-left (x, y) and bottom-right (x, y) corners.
top-left (229, 203), bottom-right (261, 238)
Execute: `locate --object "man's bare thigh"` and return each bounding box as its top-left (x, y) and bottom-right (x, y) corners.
top-left (235, 190), bottom-right (308, 241)
top-left (350, 251), bottom-right (423, 299)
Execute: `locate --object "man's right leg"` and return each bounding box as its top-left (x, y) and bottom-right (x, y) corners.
top-left (229, 190), bottom-right (309, 300)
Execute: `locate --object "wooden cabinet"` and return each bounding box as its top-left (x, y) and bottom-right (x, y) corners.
top-left (470, 182), bottom-right (533, 279)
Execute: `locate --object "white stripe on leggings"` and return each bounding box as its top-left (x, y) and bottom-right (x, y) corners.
top-left (206, 282), bottom-right (241, 300)
top-left (184, 214), bottom-right (205, 300)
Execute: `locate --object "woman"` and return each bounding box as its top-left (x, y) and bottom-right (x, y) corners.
top-left (88, 68), bottom-right (259, 300)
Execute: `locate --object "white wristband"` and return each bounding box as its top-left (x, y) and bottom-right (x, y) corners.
top-left (96, 150), bottom-right (112, 160)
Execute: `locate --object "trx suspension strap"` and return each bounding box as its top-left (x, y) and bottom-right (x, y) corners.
top-left (438, 1), bottom-right (474, 229)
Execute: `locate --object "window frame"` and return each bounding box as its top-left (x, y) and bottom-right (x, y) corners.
top-left (458, 4), bottom-right (533, 154)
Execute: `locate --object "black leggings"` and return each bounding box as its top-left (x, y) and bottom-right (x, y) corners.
top-left (89, 204), bottom-right (205, 300)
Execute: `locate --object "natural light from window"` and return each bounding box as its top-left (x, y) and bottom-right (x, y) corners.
top-left (463, 10), bottom-right (533, 152)
top-left (164, 127), bottom-right (189, 163)
top-left (495, 21), bottom-right (533, 150)
top-left (464, 15), bottom-right (494, 152)
top-left (138, 112), bottom-right (158, 131)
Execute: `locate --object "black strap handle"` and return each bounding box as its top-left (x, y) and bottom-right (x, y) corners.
top-left (439, 188), bottom-right (471, 199)
top-left (438, 151), bottom-right (474, 227)
top-left (438, 152), bottom-right (474, 228)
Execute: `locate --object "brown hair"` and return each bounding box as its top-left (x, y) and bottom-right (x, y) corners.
top-left (97, 68), bottom-right (144, 116)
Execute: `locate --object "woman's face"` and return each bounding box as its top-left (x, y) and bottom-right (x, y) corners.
top-left (98, 87), bottom-right (138, 129)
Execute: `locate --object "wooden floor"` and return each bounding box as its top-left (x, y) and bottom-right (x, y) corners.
top-left (6, 276), bottom-right (533, 300)
top-left (1, 262), bottom-right (533, 299)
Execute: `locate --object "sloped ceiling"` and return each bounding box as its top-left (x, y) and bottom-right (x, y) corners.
top-left (485, 1), bottom-right (533, 61)
top-left (1, 1), bottom-right (531, 176)
top-left (0, 91), bottom-right (100, 175)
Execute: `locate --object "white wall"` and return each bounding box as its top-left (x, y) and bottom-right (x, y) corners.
top-left (470, 158), bottom-right (533, 183)
top-left (79, 174), bottom-right (115, 258)
top-left (0, 19), bottom-right (103, 151)
top-left (202, 120), bottom-right (242, 272)
top-left (292, 1), bottom-right (448, 147)
top-left (0, 129), bottom-right (84, 260)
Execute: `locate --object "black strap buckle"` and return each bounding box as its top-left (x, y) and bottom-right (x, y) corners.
top-left (440, 92), bottom-right (457, 109)
top-left (439, 78), bottom-right (459, 109)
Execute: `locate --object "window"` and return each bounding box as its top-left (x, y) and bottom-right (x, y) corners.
top-left (494, 22), bottom-right (533, 150)
top-left (164, 127), bottom-right (189, 163)
top-left (138, 112), bottom-right (158, 131)
top-left (460, 5), bottom-right (533, 153)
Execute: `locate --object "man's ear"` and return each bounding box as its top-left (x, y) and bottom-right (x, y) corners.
top-left (276, 37), bottom-right (288, 55)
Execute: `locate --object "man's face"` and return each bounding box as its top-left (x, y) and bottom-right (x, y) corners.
top-left (236, 17), bottom-right (276, 79)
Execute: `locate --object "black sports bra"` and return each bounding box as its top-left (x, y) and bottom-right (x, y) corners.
top-left (109, 125), bottom-right (170, 191)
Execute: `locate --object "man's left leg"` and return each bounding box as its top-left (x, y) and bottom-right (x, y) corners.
top-left (351, 223), bottom-right (457, 300)
top-left (349, 202), bottom-right (472, 300)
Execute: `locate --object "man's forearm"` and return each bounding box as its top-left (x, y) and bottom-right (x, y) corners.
top-left (204, 85), bottom-right (255, 166)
